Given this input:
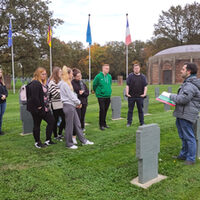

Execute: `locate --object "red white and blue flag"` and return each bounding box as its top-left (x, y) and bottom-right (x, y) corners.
top-left (125, 17), bottom-right (132, 45)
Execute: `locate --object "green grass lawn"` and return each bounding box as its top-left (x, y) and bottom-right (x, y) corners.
top-left (1, 84), bottom-right (200, 200)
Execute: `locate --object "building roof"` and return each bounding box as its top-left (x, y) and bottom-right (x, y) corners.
top-left (155, 45), bottom-right (200, 56)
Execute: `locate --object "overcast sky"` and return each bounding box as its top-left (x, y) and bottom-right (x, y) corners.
top-left (49, 0), bottom-right (195, 46)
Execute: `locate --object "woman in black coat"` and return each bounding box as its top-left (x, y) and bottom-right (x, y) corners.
top-left (0, 69), bottom-right (8, 135)
top-left (71, 68), bottom-right (89, 132)
top-left (26, 67), bottom-right (55, 148)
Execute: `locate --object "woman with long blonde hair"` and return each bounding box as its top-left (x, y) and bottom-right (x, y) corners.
top-left (26, 67), bottom-right (55, 148)
top-left (0, 69), bottom-right (8, 135)
top-left (58, 66), bottom-right (94, 149)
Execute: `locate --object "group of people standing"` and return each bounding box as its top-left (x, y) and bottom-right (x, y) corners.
top-left (26, 66), bottom-right (93, 149)
top-left (92, 62), bottom-right (200, 166)
top-left (0, 63), bottom-right (149, 149)
top-left (0, 61), bottom-right (199, 165)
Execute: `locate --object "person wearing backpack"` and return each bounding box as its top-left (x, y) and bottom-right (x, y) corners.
top-left (0, 69), bottom-right (8, 135)
top-left (26, 67), bottom-right (55, 148)
top-left (48, 67), bottom-right (65, 141)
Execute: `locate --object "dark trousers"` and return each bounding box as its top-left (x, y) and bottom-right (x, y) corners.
top-left (73, 104), bottom-right (87, 136)
top-left (98, 98), bottom-right (110, 127)
top-left (77, 104), bottom-right (87, 129)
top-left (127, 97), bottom-right (144, 125)
top-left (52, 108), bottom-right (65, 137)
top-left (31, 111), bottom-right (54, 143)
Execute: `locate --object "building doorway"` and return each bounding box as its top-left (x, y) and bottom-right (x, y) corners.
top-left (163, 70), bottom-right (172, 84)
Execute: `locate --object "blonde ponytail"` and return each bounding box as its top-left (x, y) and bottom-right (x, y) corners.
top-left (62, 66), bottom-right (73, 91)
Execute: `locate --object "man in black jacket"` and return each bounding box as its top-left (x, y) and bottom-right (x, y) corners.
top-left (126, 63), bottom-right (148, 127)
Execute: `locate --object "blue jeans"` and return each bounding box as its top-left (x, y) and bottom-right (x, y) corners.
top-left (127, 97), bottom-right (144, 125)
top-left (176, 118), bottom-right (196, 162)
top-left (0, 102), bottom-right (6, 132)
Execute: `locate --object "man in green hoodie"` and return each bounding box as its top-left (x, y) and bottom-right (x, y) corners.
top-left (93, 64), bottom-right (112, 130)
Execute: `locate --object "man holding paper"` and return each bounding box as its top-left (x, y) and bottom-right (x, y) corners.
top-left (165, 63), bottom-right (200, 165)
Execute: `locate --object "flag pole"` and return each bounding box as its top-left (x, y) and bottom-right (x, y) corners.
top-left (86, 13), bottom-right (92, 93)
top-left (126, 44), bottom-right (128, 78)
top-left (89, 43), bottom-right (91, 94)
top-left (126, 13), bottom-right (129, 79)
top-left (88, 14), bottom-right (91, 94)
top-left (50, 44), bottom-right (52, 75)
top-left (49, 20), bottom-right (52, 75)
top-left (10, 19), bottom-right (15, 94)
top-left (11, 41), bottom-right (15, 94)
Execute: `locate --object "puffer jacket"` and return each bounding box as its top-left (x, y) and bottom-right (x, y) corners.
top-left (170, 75), bottom-right (200, 123)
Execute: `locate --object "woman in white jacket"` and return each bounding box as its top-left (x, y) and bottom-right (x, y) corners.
top-left (58, 66), bottom-right (94, 149)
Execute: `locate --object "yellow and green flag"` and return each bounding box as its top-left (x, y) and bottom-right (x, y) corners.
top-left (47, 25), bottom-right (52, 47)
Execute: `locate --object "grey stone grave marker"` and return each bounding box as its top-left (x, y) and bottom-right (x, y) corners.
top-left (111, 96), bottom-right (122, 120)
top-left (164, 87), bottom-right (172, 111)
top-left (131, 124), bottom-right (167, 188)
top-left (123, 88), bottom-right (128, 101)
top-left (143, 95), bottom-right (149, 115)
top-left (19, 94), bottom-right (33, 135)
top-left (168, 87), bottom-right (172, 93)
top-left (26, 77), bottom-right (32, 83)
top-left (155, 87), bottom-right (159, 98)
top-left (20, 104), bottom-right (33, 135)
top-left (194, 114), bottom-right (200, 159)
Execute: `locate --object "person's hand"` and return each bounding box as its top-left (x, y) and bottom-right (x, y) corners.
top-left (161, 91), bottom-right (171, 98)
top-left (79, 90), bottom-right (84, 95)
top-left (126, 94), bottom-right (131, 97)
top-left (38, 107), bottom-right (42, 110)
top-left (140, 94), bottom-right (146, 98)
top-left (1, 95), bottom-right (6, 100)
top-left (76, 104), bottom-right (82, 109)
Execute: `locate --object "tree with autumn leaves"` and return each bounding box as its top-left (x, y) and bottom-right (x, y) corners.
top-left (1, 1), bottom-right (200, 79)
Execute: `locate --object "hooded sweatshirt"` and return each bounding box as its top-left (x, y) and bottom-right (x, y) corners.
top-left (170, 75), bottom-right (200, 123)
top-left (93, 72), bottom-right (112, 98)
top-left (58, 80), bottom-right (80, 107)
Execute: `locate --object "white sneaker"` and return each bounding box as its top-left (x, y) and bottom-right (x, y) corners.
top-left (68, 145), bottom-right (78, 149)
top-left (83, 140), bottom-right (94, 145)
top-left (72, 137), bottom-right (77, 145)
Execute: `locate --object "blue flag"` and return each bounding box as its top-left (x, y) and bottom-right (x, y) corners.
top-left (86, 18), bottom-right (92, 45)
top-left (8, 19), bottom-right (12, 47)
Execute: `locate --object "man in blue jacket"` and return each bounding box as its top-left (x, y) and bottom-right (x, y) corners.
top-left (167, 63), bottom-right (200, 165)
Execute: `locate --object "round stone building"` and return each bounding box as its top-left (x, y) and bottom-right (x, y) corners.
top-left (147, 45), bottom-right (200, 84)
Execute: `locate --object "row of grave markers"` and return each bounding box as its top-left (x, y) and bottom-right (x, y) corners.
top-left (19, 86), bottom-right (188, 134)
top-left (19, 90), bottom-right (200, 189)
